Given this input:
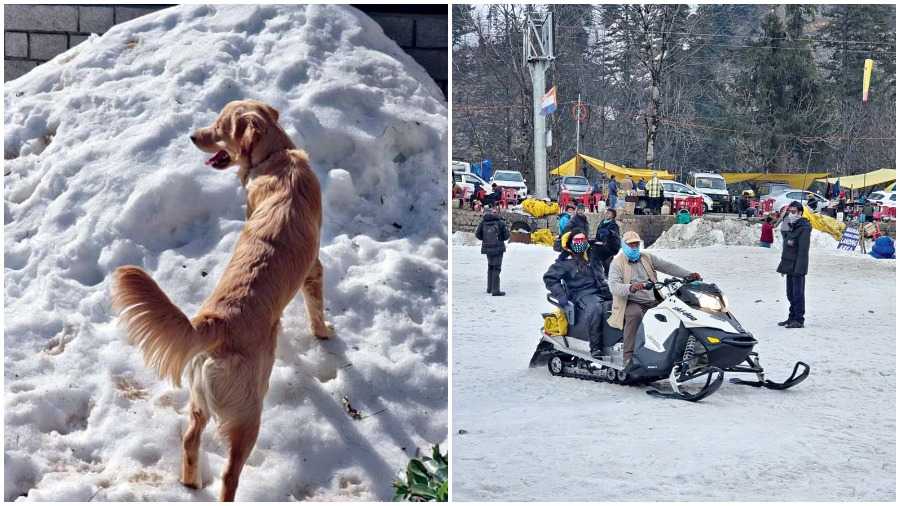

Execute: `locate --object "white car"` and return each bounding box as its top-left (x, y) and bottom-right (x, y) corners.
top-left (761, 189), bottom-right (829, 213)
top-left (867, 191), bottom-right (893, 205)
top-left (452, 171), bottom-right (489, 198)
top-left (489, 170), bottom-right (528, 200)
top-left (874, 191), bottom-right (896, 209)
top-left (657, 180), bottom-right (714, 213)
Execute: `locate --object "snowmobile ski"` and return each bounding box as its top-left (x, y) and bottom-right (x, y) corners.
top-left (646, 366), bottom-right (725, 402)
top-left (729, 360), bottom-right (810, 390)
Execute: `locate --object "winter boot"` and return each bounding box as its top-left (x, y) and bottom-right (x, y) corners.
top-left (777, 319), bottom-right (791, 326)
top-left (490, 269), bottom-right (505, 296)
top-left (486, 268), bottom-right (493, 294)
top-left (785, 320), bottom-right (804, 328)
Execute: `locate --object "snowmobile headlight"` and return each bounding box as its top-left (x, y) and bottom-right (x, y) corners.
top-left (696, 292), bottom-right (724, 311)
top-left (706, 336), bottom-right (721, 344)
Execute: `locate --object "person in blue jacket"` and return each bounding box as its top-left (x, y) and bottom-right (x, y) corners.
top-left (558, 202), bottom-right (576, 234)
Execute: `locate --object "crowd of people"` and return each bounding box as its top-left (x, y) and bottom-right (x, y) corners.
top-left (474, 197), bottom-right (822, 363)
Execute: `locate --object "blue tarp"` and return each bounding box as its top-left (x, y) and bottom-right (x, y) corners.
top-left (472, 159), bottom-right (493, 181)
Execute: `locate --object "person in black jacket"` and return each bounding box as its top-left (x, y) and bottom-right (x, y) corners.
top-left (591, 208), bottom-right (621, 275)
top-left (475, 205), bottom-right (510, 296)
top-left (543, 230), bottom-right (613, 358)
top-left (776, 201), bottom-right (811, 328)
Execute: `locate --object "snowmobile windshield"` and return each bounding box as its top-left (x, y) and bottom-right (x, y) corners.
top-left (677, 283), bottom-right (727, 313)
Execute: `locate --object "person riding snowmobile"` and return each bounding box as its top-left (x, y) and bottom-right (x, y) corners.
top-left (607, 231), bottom-right (700, 365)
top-left (543, 230), bottom-right (612, 359)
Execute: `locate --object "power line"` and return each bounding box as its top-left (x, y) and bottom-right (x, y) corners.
top-left (554, 24), bottom-right (897, 47)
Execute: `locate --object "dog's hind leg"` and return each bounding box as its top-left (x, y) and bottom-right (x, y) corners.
top-left (219, 417), bottom-right (261, 502)
top-left (302, 257), bottom-right (333, 339)
top-left (181, 402), bottom-right (208, 489)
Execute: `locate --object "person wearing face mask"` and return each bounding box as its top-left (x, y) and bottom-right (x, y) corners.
top-left (543, 230), bottom-right (612, 359)
top-left (776, 201), bottom-right (811, 328)
top-left (558, 202), bottom-right (576, 235)
top-left (607, 231), bottom-right (700, 365)
top-left (591, 208), bottom-right (621, 275)
top-left (562, 203), bottom-right (590, 235)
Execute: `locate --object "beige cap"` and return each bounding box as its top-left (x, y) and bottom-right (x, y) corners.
top-left (622, 230), bottom-right (641, 244)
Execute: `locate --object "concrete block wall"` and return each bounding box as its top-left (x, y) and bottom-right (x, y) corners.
top-left (4, 4), bottom-right (448, 98)
top-left (4, 4), bottom-right (170, 81)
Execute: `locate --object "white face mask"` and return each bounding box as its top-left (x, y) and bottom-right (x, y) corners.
top-left (786, 213), bottom-right (800, 223)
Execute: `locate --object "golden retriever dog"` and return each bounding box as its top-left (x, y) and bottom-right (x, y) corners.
top-left (111, 99), bottom-right (332, 501)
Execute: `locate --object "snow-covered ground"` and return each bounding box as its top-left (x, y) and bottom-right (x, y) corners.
top-left (452, 232), bottom-right (895, 501)
top-left (5, 5), bottom-right (446, 501)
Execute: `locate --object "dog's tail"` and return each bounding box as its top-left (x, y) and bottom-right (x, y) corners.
top-left (111, 266), bottom-right (219, 387)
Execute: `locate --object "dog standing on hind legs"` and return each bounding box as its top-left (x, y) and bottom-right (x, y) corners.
top-left (111, 100), bottom-right (333, 501)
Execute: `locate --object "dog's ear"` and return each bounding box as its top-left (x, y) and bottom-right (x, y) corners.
top-left (261, 104), bottom-right (279, 123)
top-left (237, 112), bottom-right (267, 161)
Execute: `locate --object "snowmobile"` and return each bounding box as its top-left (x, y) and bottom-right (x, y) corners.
top-left (530, 276), bottom-right (809, 401)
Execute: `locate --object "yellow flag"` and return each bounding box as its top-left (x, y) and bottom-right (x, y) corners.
top-left (863, 59), bottom-right (874, 102)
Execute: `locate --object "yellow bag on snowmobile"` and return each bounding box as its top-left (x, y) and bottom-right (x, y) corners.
top-left (543, 308), bottom-right (568, 336)
top-left (522, 198), bottom-right (560, 218)
top-left (531, 228), bottom-right (555, 246)
top-left (802, 205), bottom-right (845, 241)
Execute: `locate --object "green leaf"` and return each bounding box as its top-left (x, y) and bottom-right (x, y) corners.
top-left (436, 480), bottom-right (449, 502)
top-left (409, 484), bottom-right (437, 499)
top-left (408, 459), bottom-right (432, 481)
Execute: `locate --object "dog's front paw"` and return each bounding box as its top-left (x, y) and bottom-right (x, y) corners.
top-left (314, 322), bottom-right (335, 340)
top-left (180, 476), bottom-right (203, 490)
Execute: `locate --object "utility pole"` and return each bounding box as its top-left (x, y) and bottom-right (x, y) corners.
top-left (575, 93), bottom-right (581, 156)
top-left (524, 10), bottom-right (555, 199)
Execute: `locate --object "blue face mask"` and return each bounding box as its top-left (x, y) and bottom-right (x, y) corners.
top-left (622, 243), bottom-right (641, 261)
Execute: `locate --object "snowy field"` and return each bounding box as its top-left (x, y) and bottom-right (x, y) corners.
top-left (5, 5), bottom-right (446, 501)
top-left (452, 232), bottom-right (895, 501)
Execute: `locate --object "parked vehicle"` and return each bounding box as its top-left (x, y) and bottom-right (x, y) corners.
top-left (453, 171), bottom-right (489, 198)
top-left (761, 189), bottom-right (829, 213)
top-left (489, 170), bottom-right (528, 200)
top-left (549, 175), bottom-right (592, 200)
top-left (756, 182), bottom-right (792, 198)
top-left (451, 160), bottom-right (471, 175)
top-left (651, 180), bottom-right (714, 213)
top-left (688, 172), bottom-right (729, 212)
top-left (867, 191), bottom-right (890, 205)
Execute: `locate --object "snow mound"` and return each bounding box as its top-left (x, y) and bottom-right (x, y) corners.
top-left (452, 231), bottom-right (480, 246)
top-left (651, 217), bottom-right (843, 251)
top-left (650, 218), bottom-right (762, 249)
top-left (5, 5), bottom-right (446, 502)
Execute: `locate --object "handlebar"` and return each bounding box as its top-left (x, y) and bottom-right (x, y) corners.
top-left (642, 276), bottom-right (700, 290)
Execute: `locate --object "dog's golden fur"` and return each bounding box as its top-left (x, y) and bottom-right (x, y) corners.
top-left (111, 99), bottom-right (331, 501)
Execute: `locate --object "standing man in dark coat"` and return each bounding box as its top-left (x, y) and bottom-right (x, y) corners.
top-left (591, 208), bottom-right (621, 274)
top-left (777, 201), bottom-right (812, 328)
top-left (475, 204), bottom-right (510, 296)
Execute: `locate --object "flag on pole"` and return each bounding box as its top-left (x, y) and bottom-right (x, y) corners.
top-left (863, 59), bottom-right (874, 102)
top-left (541, 86), bottom-right (557, 115)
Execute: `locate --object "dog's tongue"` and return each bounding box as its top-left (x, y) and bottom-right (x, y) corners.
top-left (205, 150), bottom-right (230, 169)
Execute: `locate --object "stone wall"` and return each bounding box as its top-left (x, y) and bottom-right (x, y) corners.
top-left (4, 4), bottom-right (170, 80)
top-left (4, 4), bottom-right (448, 97)
top-left (452, 208), bottom-right (676, 247)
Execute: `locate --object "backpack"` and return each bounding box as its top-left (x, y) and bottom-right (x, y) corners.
top-left (482, 221), bottom-right (501, 247)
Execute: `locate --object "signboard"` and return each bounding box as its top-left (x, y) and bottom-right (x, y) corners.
top-left (837, 224), bottom-right (860, 251)
top-left (572, 102), bottom-right (589, 122)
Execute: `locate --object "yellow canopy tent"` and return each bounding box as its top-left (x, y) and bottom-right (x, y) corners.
top-left (720, 172), bottom-right (830, 190)
top-left (550, 153), bottom-right (674, 180)
top-left (886, 182), bottom-right (895, 192)
top-left (815, 168), bottom-right (896, 190)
